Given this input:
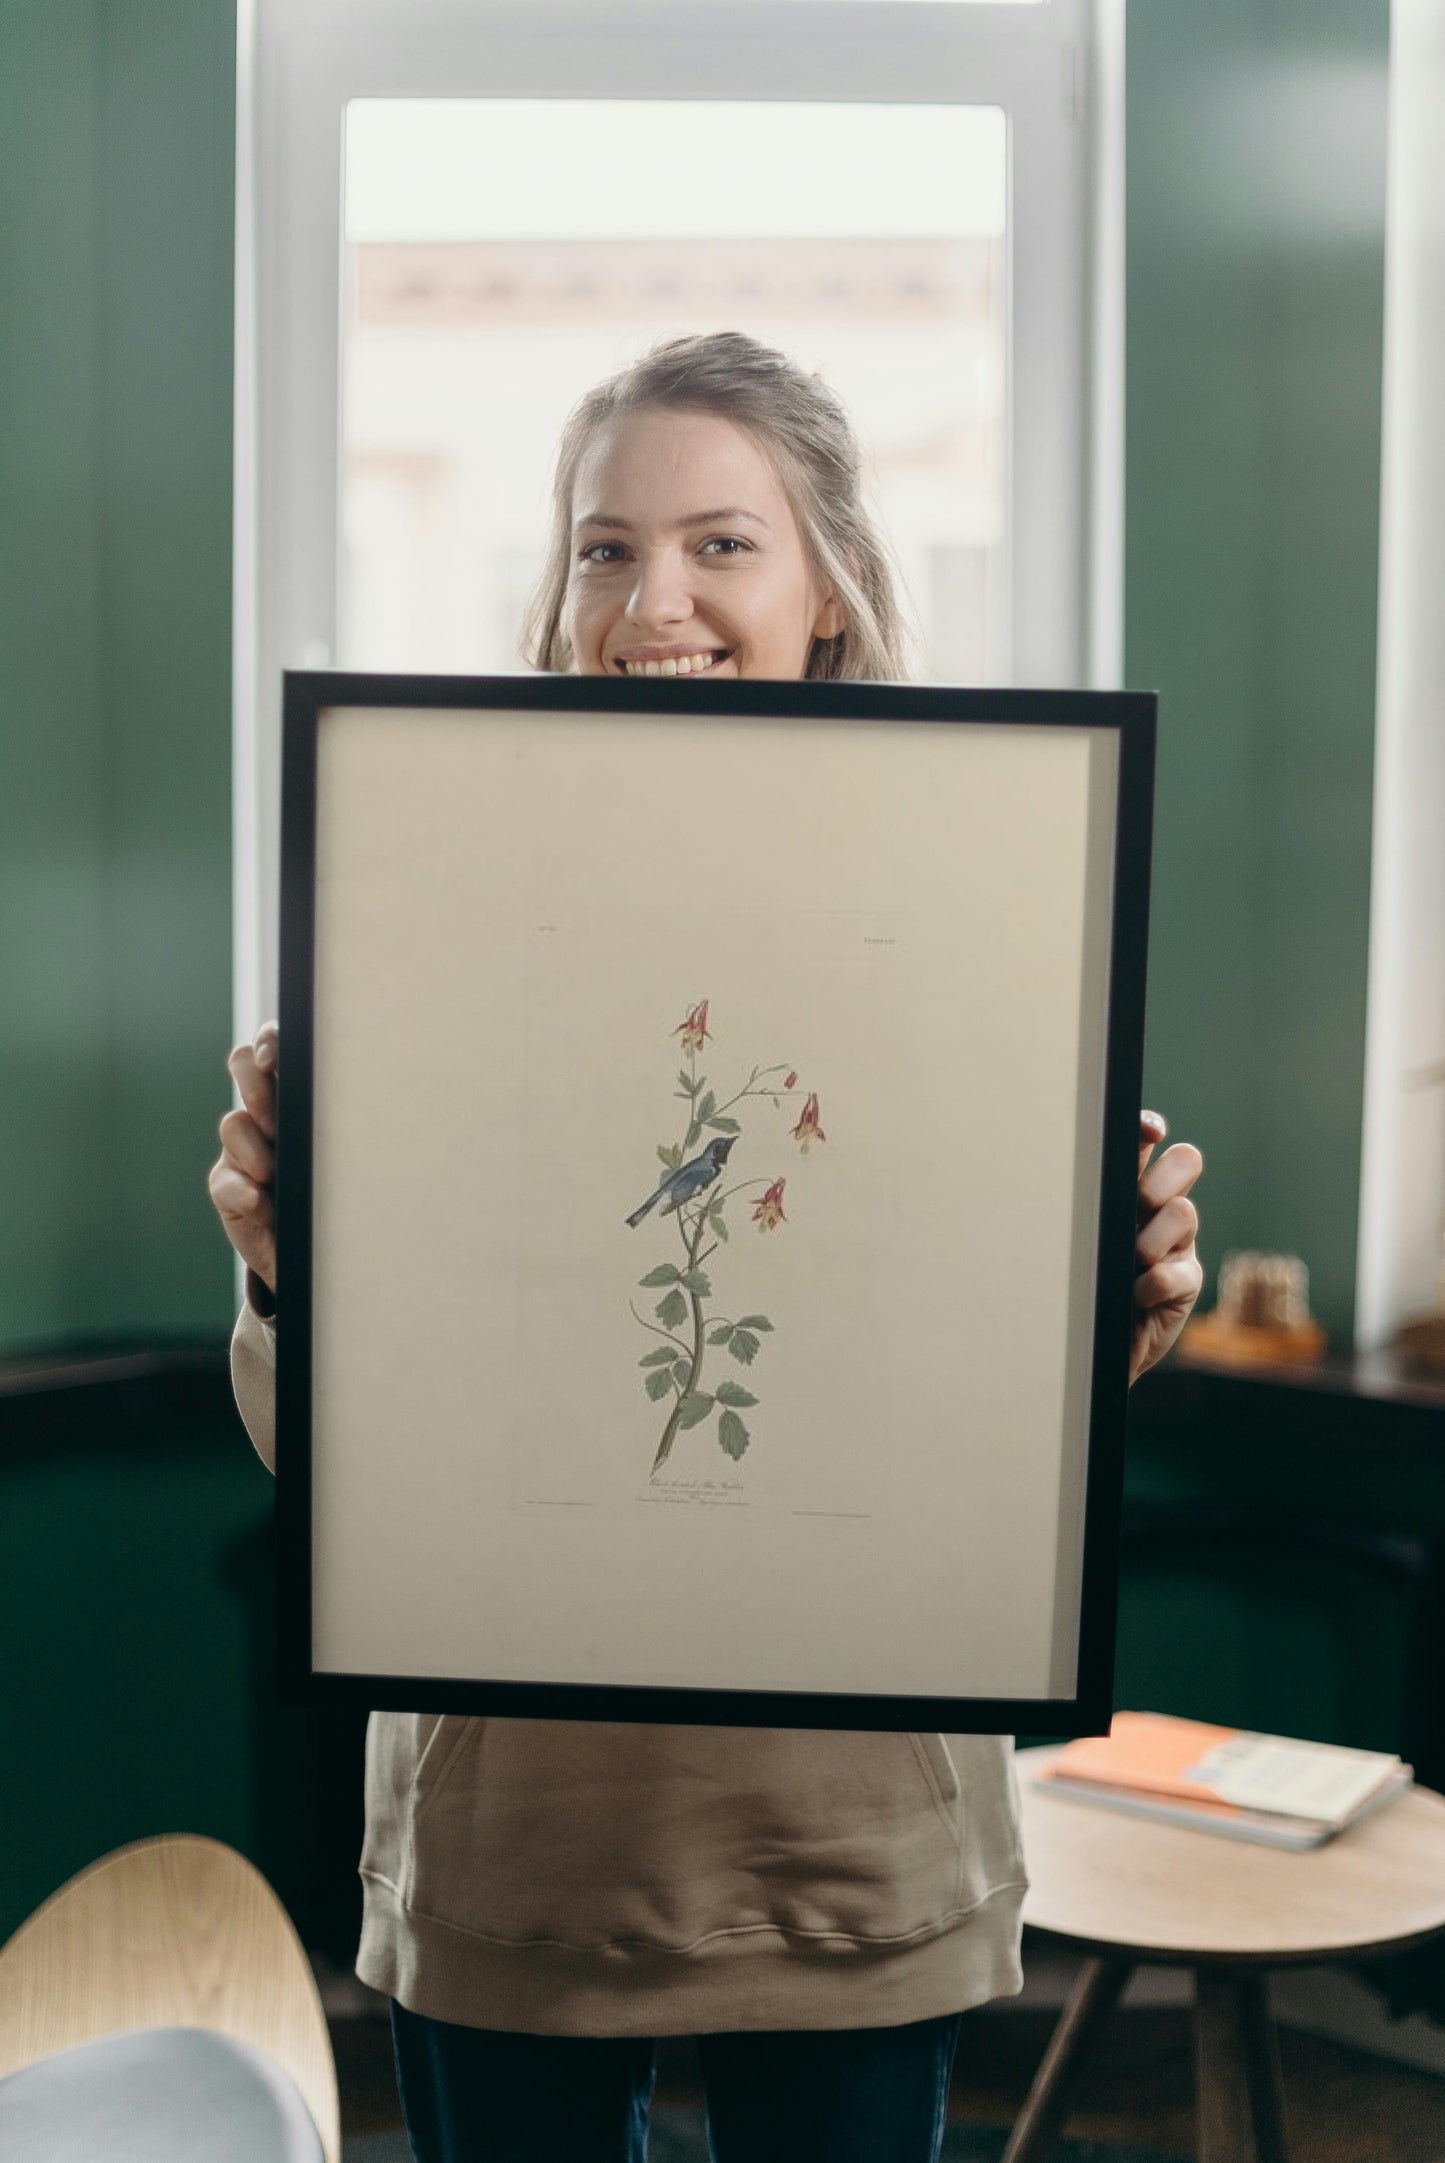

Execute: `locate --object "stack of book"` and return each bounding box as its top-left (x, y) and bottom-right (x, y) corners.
top-left (1034, 1712), bottom-right (1412, 1850)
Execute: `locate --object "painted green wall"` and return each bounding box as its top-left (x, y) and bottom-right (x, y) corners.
top-left (1128, 0), bottom-right (1390, 1340)
top-left (0, 1384), bottom-right (369, 1957)
top-left (0, 1395), bottom-right (274, 1943)
top-left (1, 4), bottom-right (109, 1343)
top-left (0, 0), bottom-right (236, 1352)
top-left (1119, 1406), bottom-right (1440, 1761)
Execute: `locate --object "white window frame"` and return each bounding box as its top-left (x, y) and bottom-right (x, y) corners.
top-left (1355, 1), bottom-right (1445, 1351)
top-left (234, 0), bottom-right (1122, 1032)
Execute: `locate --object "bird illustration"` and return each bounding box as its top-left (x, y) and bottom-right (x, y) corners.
top-left (625, 1135), bottom-right (737, 1228)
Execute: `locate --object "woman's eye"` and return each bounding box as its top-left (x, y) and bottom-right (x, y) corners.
top-left (579, 542), bottom-right (627, 565)
top-left (700, 536), bottom-right (751, 558)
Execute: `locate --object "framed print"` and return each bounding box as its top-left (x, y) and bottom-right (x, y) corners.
top-left (276, 673), bottom-right (1154, 1734)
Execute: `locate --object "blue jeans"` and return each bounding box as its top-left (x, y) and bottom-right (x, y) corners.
top-left (390, 1999), bottom-right (965, 2163)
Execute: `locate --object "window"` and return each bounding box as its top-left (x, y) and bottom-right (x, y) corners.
top-left (237, 0), bottom-right (1118, 1024)
top-left (340, 99), bottom-right (1008, 682)
top-left (1356, 4), bottom-right (1445, 1348)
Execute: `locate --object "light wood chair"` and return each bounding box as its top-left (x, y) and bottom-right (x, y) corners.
top-left (1006, 1746), bottom-right (1445, 2163)
top-left (0, 1833), bottom-right (340, 2163)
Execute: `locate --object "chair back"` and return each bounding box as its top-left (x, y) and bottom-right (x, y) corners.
top-left (0, 1833), bottom-right (340, 2162)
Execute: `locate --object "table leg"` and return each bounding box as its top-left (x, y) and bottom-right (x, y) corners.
top-left (1195, 1969), bottom-right (1289, 2163)
top-left (1001, 1955), bottom-right (1131, 2163)
top-left (1239, 1972), bottom-right (1289, 2163)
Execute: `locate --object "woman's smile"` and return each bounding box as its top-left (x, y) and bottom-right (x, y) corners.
top-left (612, 645), bottom-right (734, 678)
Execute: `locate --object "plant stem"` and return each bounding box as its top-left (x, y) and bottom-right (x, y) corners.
top-left (629, 1300), bottom-right (690, 1357)
top-left (709, 1177), bottom-right (768, 1213)
top-left (708, 1064), bottom-right (792, 1121)
top-left (651, 1203), bottom-right (711, 1476)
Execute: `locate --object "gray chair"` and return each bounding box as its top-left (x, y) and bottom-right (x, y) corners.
top-left (0, 1834), bottom-right (340, 2161)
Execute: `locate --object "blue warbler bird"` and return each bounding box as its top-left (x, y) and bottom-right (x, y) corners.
top-left (625, 1135), bottom-right (737, 1228)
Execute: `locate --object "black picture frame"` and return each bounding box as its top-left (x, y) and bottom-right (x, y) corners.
top-left (276, 671), bottom-right (1155, 1735)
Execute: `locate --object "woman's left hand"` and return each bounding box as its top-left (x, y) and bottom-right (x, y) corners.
top-left (1130, 1112), bottom-right (1204, 1384)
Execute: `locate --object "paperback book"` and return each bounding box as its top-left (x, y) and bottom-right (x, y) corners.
top-left (1035, 1712), bottom-right (1411, 1850)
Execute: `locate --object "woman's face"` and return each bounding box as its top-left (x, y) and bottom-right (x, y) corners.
top-left (563, 407), bottom-right (842, 681)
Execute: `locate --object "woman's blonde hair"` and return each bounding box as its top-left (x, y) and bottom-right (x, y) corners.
top-left (521, 330), bottom-right (915, 682)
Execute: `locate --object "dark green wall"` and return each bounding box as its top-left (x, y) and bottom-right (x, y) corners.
top-left (0, 1389), bottom-right (272, 1942)
top-left (1119, 1398), bottom-right (1440, 1763)
top-left (1128, 0), bottom-right (1390, 1341)
top-left (1, 4), bottom-right (109, 1343)
top-left (0, 0), bottom-right (236, 1352)
top-left (0, 1379), bottom-right (367, 1956)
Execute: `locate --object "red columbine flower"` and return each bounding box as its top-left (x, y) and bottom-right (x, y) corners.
top-left (790, 1092), bottom-right (825, 1152)
top-left (674, 999), bottom-right (711, 1054)
top-left (783, 1070), bottom-right (799, 1090)
top-left (752, 1178), bottom-right (787, 1231)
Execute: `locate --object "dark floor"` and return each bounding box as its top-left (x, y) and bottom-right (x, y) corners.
top-left (332, 2001), bottom-right (1445, 2162)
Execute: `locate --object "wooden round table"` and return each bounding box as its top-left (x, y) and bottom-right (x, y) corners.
top-left (1007, 1746), bottom-right (1445, 2163)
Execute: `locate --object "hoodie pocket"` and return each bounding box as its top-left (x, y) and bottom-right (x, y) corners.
top-left (412, 1716), bottom-right (476, 1823)
top-left (399, 1719), bottom-right (981, 1952)
top-left (402, 1715), bottom-right (482, 1897)
top-left (909, 1731), bottom-right (962, 1833)
top-left (359, 1711), bottom-right (472, 1895)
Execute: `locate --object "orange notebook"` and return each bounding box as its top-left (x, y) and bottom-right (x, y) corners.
top-left (1043, 1711), bottom-right (1403, 1827)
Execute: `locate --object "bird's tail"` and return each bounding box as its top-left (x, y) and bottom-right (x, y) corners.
top-left (625, 1186), bottom-right (666, 1229)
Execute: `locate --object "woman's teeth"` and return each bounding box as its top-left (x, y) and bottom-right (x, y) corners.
top-left (621, 651), bottom-right (726, 677)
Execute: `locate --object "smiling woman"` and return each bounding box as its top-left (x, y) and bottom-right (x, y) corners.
top-left (214, 323), bottom-right (1199, 2163)
top-left (523, 330), bottom-right (911, 683)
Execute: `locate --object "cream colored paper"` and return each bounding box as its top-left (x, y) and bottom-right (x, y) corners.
top-left (307, 703), bottom-right (1116, 1703)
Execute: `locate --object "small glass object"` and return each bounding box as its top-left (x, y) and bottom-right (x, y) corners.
top-left (1179, 1249), bottom-right (1328, 1368)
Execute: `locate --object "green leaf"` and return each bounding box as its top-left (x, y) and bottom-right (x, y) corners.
top-left (639, 1346), bottom-right (676, 1367)
top-left (645, 1367), bottom-right (675, 1402)
top-left (729, 1330), bottom-right (761, 1366)
top-left (710, 1213), bottom-right (729, 1243)
top-left (705, 1114), bottom-right (741, 1134)
top-left (684, 1121), bottom-right (702, 1151)
top-left (639, 1264), bottom-right (681, 1288)
top-left (656, 1288), bottom-right (688, 1330)
top-left (735, 1314), bottom-right (773, 1332)
top-left (696, 1089), bottom-right (717, 1120)
top-left (676, 1392), bottom-right (715, 1431)
top-left (678, 1070), bottom-right (700, 1095)
top-left (718, 1409), bottom-right (750, 1461)
top-left (672, 1358), bottom-right (693, 1388)
top-left (714, 1381), bottom-right (758, 1408)
top-left (707, 1322), bottom-right (734, 1345)
top-left (679, 1268), bottom-right (712, 1297)
top-left (658, 1144), bottom-right (683, 1170)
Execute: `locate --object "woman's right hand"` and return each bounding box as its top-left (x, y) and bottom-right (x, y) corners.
top-left (209, 1020), bottom-right (279, 1296)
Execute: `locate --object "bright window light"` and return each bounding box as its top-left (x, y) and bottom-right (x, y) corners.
top-left (345, 100), bottom-right (1006, 244)
top-left (340, 97), bottom-right (1009, 686)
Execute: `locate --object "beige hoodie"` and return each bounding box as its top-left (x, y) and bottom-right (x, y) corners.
top-left (232, 1292), bottom-right (1027, 2036)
